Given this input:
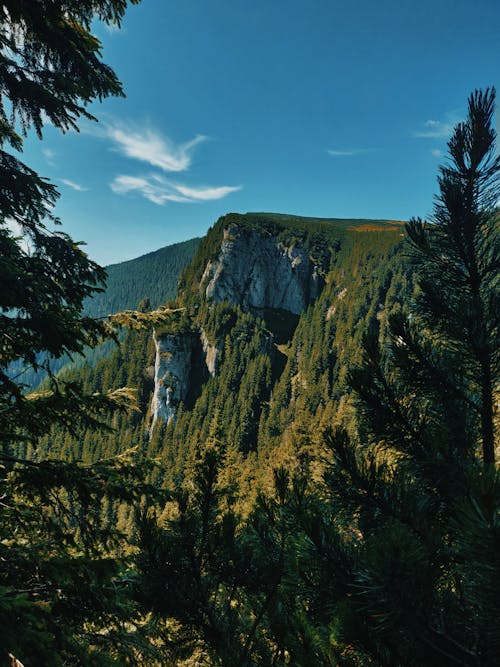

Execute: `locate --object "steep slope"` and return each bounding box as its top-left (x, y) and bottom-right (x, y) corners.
top-left (149, 213), bottom-right (404, 424)
top-left (200, 223), bottom-right (322, 313)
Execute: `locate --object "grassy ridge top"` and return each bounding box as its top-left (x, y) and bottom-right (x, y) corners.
top-left (225, 211), bottom-right (405, 239)
top-left (247, 211), bottom-right (406, 229)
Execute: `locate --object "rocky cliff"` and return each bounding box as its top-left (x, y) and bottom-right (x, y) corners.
top-left (151, 220), bottom-right (328, 429)
top-left (201, 223), bottom-right (323, 314)
top-left (150, 331), bottom-right (197, 430)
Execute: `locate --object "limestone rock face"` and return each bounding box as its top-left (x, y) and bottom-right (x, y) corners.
top-left (150, 331), bottom-right (195, 430)
top-left (201, 224), bottom-right (322, 314)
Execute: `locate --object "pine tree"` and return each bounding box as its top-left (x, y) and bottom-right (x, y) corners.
top-left (311, 89), bottom-right (499, 667)
top-left (405, 88), bottom-right (499, 467)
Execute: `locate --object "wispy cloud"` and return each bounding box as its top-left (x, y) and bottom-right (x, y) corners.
top-left (103, 123), bottom-right (207, 172)
top-left (173, 182), bottom-right (242, 201)
top-left (413, 113), bottom-right (460, 139)
top-left (327, 148), bottom-right (370, 157)
top-left (110, 174), bottom-right (241, 206)
top-left (59, 178), bottom-right (89, 192)
top-left (431, 148), bottom-right (443, 157)
top-left (86, 118), bottom-right (239, 205)
top-left (42, 148), bottom-right (56, 165)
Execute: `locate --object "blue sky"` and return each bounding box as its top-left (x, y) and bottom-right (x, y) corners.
top-left (23, 0), bottom-right (500, 265)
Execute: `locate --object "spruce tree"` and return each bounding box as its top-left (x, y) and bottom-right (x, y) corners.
top-left (0, 0), bottom-right (141, 441)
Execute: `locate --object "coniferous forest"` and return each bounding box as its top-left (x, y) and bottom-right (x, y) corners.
top-left (0, 2), bottom-right (498, 666)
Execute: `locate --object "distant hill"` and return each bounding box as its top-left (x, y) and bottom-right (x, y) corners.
top-left (84, 237), bottom-right (201, 317)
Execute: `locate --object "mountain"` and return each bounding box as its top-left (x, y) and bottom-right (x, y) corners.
top-left (26, 207), bottom-right (497, 666)
top-left (38, 212), bottom-right (409, 492)
top-left (10, 86), bottom-right (498, 666)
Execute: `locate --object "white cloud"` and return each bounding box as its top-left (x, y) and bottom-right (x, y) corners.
top-left (110, 174), bottom-right (241, 206)
top-left (86, 117), bottom-right (240, 205)
top-left (105, 124), bottom-right (207, 172)
top-left (59, 178), bottom-right (89, 192)
top-left (413, 114), bottom-right (459, 139)
top-left (110, 176), bottom-right (190, 204)
top-left (327, 148), bottom-right (369, 157)
top-left (431, 148), bottom-right (443, 157)
top-left (173, 182), bottom-right (243, 201)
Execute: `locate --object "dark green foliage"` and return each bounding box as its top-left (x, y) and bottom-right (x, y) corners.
top-left (1, 0), bottom-right (138, 441)
top-left (0, 2), bottom-right (161, 664)
top-left (135, 444), bottom-right (324, 666)
top-left (0, 451), bottom-right (162, 666)
top-left (406, 90), bottom-right (499, 466)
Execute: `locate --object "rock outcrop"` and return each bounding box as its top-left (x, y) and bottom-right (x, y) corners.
top-left (201, 224), bottom-right (322, 314)
top-left (150, 330), bottom-right (196, 430)
top-left (151, 222), bottom-right (326, 430)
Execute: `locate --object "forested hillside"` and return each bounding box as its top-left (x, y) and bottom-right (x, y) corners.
top-left (39, 212), bottom-right (408, 498)
top-left (84, 237), bottom-right (200, 317)
top-left (30, 163), bottom-right (497, 666)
